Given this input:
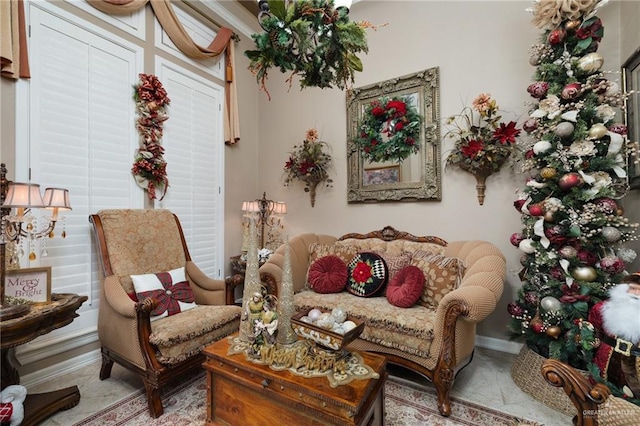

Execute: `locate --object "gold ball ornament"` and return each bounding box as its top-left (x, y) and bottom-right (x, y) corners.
top-left (588, 123), bottom-right (608, 139)
top-left (578, 53), bottom-right (604, 74)
top-left (546, 326), bottom-right (562, 339)
top-left (544, 211), bottom-right (555, 222)
top-left (540, 167), bottom-right (557, 179)
top-left (571, 266), bottom-right (598, 282)
top-left (565, 20), bottom-right (582, 31)
top-left (616, 207), bottom-right (625, 216)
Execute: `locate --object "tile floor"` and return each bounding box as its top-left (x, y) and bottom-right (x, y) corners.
top-left (28, 347), bottom-right (572, 426)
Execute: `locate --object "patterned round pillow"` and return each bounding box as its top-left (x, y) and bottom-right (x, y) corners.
top-left (307, 255), bottom-right (348, 294)
top-left (346, 252), bottom-right (388, 297)
top-left (386, 265), bottom-right (425, 308)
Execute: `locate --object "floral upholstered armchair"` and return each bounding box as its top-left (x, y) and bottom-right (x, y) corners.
top-left (89, 209), bottom-right (241, 418)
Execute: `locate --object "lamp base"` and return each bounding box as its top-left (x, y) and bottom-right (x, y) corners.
top-left (0, 304), bottom-right (31, 321)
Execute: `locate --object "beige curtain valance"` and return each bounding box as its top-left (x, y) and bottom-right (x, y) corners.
top-left (0, 0), bottom-right (30, 79)
top-left (87, 0), bottom-right (240, 144)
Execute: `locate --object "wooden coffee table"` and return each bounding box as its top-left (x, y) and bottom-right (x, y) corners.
top-left (203, 336), bottom-right (387, 426)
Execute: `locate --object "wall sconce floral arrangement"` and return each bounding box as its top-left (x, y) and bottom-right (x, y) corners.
top-left (445, 93), bottom-right (522, 205)
top-left (283, 128), bottom-right (333, 207)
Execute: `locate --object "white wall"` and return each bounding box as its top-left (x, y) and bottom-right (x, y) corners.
top-left (248, 0), bottom-right (636, 343)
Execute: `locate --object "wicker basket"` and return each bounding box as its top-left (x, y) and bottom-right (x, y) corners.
top-left (511, 344), bottom-right (584, 416)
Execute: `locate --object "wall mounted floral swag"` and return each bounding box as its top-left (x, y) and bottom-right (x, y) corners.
top-left (283, 128), bottom-right (333, 207)
top-left (352, 95), bottom-right (421, 163)
top-left (131, 73), bottom-right (170, 200)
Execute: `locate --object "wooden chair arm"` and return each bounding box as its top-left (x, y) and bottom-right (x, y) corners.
top-left (541, 358), bottom-right (611, 426)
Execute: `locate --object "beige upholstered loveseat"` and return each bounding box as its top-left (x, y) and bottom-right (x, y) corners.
top-left (259, 226), bottom-right (506, 417)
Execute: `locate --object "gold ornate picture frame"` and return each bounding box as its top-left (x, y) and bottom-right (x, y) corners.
top-left (346, 67), bottom-right (442, 202)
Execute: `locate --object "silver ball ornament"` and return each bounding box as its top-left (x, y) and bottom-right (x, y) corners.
top-left (555, 122), bottom-right (575, 138)
top-left (540, 296), bottom-right (561, 312)
top-left (559, 246), bottom-right (578, 258)
top-left (601, 226), bottom-right (622, 242)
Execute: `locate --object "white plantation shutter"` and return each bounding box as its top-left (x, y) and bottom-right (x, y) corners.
top-left (15, 2), bottom-right (142, 352)
top-left (155, 59), bottom-right (224, 278)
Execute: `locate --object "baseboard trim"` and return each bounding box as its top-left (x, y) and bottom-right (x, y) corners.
top-left (475, 335), bottom-right (523, 354)
top-left (21, 348), bottom-right (102, 389)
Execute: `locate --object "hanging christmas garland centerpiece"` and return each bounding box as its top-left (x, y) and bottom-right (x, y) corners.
top-left (352, 95), bottom-right (421, 163)
top-left (131, 73), bottom-right (170, 200)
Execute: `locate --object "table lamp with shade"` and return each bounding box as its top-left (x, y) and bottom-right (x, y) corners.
top-left (0, 163), bottom-right (71, 319)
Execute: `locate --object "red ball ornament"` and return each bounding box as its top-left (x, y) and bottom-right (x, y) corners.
top-left (558, 172), bottom-right (583, 191)
top-left (561, 83), bottom-right (582, 100)
top-left (527, 82), bottom-right (549, 99)
top-left (594, 197), bottom-right (618, 214)
top-left (609, 123), bottom-right (628, 135)
top-left (510, 233), bottom-right (525, 247)
top-left (548, 28), bottom-right (567, 45)
top-left (531, 321), bottom-right (545, 334)
top-left (528, 204), bottom-right (545, 216)
top-left (600, 256), bottom-right (625, 274)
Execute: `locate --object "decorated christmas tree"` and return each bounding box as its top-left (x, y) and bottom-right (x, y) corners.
top-left (508, 0), bottom-right (639, 370)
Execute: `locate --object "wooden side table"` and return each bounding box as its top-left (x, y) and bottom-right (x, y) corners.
top-left (1, 293), bottom-right (88, 426)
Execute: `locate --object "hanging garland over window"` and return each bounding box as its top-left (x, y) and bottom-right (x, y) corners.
top-left (352, 95), bottom-right (421, 163)
top-left (131, 73), bottom-right (170, 200)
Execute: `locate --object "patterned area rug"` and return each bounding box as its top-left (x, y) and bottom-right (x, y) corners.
top-left (73, 372), bottom-right (540, 426)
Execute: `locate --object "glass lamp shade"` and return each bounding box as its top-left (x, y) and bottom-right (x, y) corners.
top-left (273, 202), bottom-right (287, 215)
top-left (43, 188), bottom-right (72, 210)
top-left (2, 182), bottom-right (45, 208)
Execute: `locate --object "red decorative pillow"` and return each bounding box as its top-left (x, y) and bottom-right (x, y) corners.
top-left (346, 252), bottom-right (388, 297)
top-left (307, 255), bottom-right (349, 294)
top-left (386, 265), bottom-right (426, 308)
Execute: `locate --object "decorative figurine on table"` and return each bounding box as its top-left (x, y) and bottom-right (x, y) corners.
top-left (589, 272), bottom-right (640, 402)
top-left (246, 292), bottom-right (278, 357)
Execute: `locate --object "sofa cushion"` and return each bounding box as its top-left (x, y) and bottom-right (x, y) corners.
top-left (346, 252), bottom-right (388, 297)
top-left (309, 242), bottom-right (358, 265)
top-left (378, 252), bottom-right (412, 280)
top-left (307, 255), bottom-right (348, 294)
top-left (294, 290), bottom-right (435, 358)
top-left (386, 265), bottom-right (425, 308)
top-left (131, 267), bottom-right (196, 319)
top-left (150, 304), bottom-right (241, 364)
top-left (337, 238), bottom-right (446, 257)
top-left (409, 251), bottom-right (466, 309)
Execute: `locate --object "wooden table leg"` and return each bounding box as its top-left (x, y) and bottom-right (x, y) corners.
top-left (21, 386), bottom-right (81, 426)
top-left (3, 348), bottom-right (81, 426)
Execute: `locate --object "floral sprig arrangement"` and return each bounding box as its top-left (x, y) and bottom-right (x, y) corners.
top-left (245, 0), bottom-right (371, 99)
top-left (284, 129), bottom-right (333, 206)
top-left (131, 73), bottom-right (170, 200)
top-left (445, 93), bottom-right (521, 176)
top-left (353, 96), bottom-right (421, 163)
